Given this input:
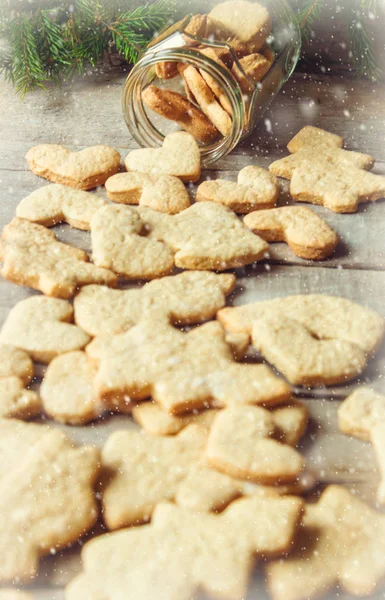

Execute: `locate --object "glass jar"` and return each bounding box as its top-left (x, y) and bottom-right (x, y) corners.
top-left (122, 0), bottom-right (301, 165)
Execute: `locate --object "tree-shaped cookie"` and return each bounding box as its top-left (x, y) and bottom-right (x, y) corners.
top-left (100, 424), bottom-right (207, 528)
top-left (0, 218), bottom-right (117, 298)
top-left (196, 166), bottom-right (279, 213)
top-left (16, 184), bottom-right (106, 230)
top-left (0, 345), bottom-right (40, 419)
top-left (0, 296), bottom-right (90, 363)
top-left (74, 271), bottom-right (235, 336)
top-left (269, 126), bottom-right (385, 213)
top-left (67, 495), bottom-right (303, 600)
top-left (218, 294), bottom-right (384, 386)
top-left (0, 419), bottom-right (100, 582)
top-left (87, 315), bottom-right (291, 414)
top-left (267, 485), bottom-right (385, 600)
top-left (339, 387), bottom-right (385, 504)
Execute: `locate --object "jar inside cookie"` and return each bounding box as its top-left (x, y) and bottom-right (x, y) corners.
top-left (122, 0), bottom-right (301, 165)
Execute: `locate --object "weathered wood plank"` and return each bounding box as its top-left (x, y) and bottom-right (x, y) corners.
top-left (0, 71), bottom-right (384, 157)
top-left (0, 163), bottom-right (384, 271)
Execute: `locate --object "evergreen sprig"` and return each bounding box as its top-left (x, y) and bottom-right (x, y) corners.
top-left (295, 0), bottom-right (382, 81)
top-left (0, 0), bottom-right (175, 96)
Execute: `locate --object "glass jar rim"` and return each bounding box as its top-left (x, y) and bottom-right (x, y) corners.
top-left (122, 45), bottom-right (245, 166)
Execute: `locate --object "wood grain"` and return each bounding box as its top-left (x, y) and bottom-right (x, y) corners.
top-left (0, 59), bottom-right (384, 599)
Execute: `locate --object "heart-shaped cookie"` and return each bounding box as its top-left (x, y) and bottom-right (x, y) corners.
top-left (252, 316), bottom-right (367, 386)
top-left (196, 165), bottom-right (279, 213)
top-left (125, 132), bottom-right (201, 182)
top-left (244, 205), bottom-right (338, 259)
top-left (26, 144), bottom-right (121, 190)
top-left (105, 172), bottom-right (190, 214)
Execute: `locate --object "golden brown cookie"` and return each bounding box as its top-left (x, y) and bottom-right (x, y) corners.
top-left (0, 296), bottom-right (90, 363)
top-left (0, 217), bottom-right (117, 298)
top-left (125, 131), bottom-right (201, 182)
top-left (232, 52), bottom-right (271, 92)
top-left (0, 419), bottom-right (100, 583)
top-left (142, 85), bottom-right (219, 143)
top-left (209, 0), bottom-right (272, 48)
top-left (26, 144), bottom-right (120, 190)
top-left (196, 165), bottom-right (279, 213)
top-left (105, 171), bottom-right (190, 213)
top-left (16, 183), bottom-right (106, 230)
top-left (182, 65), bottom-right (233, 136)
top-left (244, 205), bottom-right (338, 260)
top-left (87, 315), bottom-right (291, 414)
top-left (206, 406), bottom-right (304, 484)
top-left (137, 202), bottom-right (268, 270)
top-left (218, 294), bottom-right (384, 386)
top-left (74, 271), bottom-right (235, 336)
top-left (267, 485), bottom-right (385, 600)
top-left (338, 388), bottom-right (385, 504)
top-left (90, 205), bottom-right (175, 280)
top-left (67, 495), bottom-right (303, 600)
top-left (269, 126), bottom-right (385, 213)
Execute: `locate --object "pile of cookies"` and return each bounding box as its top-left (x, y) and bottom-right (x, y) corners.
top-left (1, 124), bottom-right (385, 600)
top-left (142, 1), bottom-right (274, 142)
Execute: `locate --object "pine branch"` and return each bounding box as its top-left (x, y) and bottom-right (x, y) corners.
top-left (347, 9), bottom-right (383, 81)
top-left (296, 0), bottom-right (322, 41)
top-left (8, 15), bottom-right (47, 97)
top-left (0, 0), bottom-right (175, 95)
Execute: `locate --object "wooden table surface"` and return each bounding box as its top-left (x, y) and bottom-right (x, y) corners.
top-left (0, 65), bottom-right (384, 599)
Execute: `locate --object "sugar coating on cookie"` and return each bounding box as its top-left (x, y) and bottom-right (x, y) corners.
top-left (252, 316), bottom-right (368, 386)
top-left (218, 294), bottom-right (384, 386)
top-left (67, 495), bottom-right (303, 600)
top-left (0, 419), bottom-right (100, 583)
top-left (267, 485), bottom-right (385, 600)
top-left (339, 388), bottom-right (385, 504)
top-left (133, 399), bottom-right (308, 446)
top-left (244, 205), bottom-right (338, 260)
top-left (0, 217), bottom-right (117, 298)
top-left (206, 406), bottom-right (304, 483)
top-left (26, 144), bottom-right (120, 190)
top-left (0, 345), bottom-right (33, 385)
top-left (86, 315), bottom-right (291, 414)
top-left (105, 171), bottom-right (191, 214)
top-left (100, 424), bottom-right (207, 528)
top-left (0, 296), bottom-right (90, 363)
top-left (137, 202), bottom-right (269, 270)
top-left (74, 271), bottom-right (235, 336)
top-left (133, 402), bottom-right (219, 436)
top-left (338, 387), bottom-right (385, 441)
top-left (269, 126), bottom-right (385, 213)
top-left (196, 165), bottom-right (279, 213)
top-left (16, 184), bottom-right (106, 230)
top-left (40, 351), bottom-right (105, 425)
top-left (91, 205), bottom-right (175, 280)
top-left (125, 132), bottom-right (201, 182)
top-left (0, 377), bottom-right (40, 420)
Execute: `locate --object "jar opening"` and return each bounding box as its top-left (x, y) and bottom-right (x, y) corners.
top-left (122, 46), bottom-right (245, 166)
